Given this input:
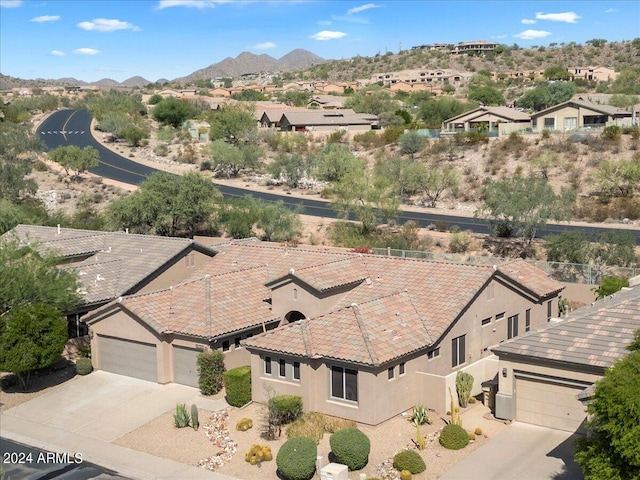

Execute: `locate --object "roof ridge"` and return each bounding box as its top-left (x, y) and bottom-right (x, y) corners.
top-left (121, 275), bottom-right (209, 301)
top-left (351, 303), bottom-right (379, 366)
top-left (300, 321), bottom-right (313, 357)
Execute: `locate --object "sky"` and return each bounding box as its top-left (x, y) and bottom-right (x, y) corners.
top-left (1, 0), bottom-right (638, 83)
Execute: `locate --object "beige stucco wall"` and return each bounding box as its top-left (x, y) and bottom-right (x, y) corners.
top-left (270, 280), bottom-right (353, 320)
top-left (532, 105), bottom-right (632, 132)
top-left (137, 248), bottom-right (212, 294)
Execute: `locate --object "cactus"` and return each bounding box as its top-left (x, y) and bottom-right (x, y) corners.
top-left (416, 425), bottom-right (425, 450)
top-left (400, 470), bottom-right (412, 480)
top-left (191, 404), bottom-right (199, 431)
top-left (474, 427), bottom-right (483, 436)
top-left (236, 417), bottom-right (253, 431)
top-left (456, 371), bottom-right (474, 408)
top-left (467, 431), bottom-right (476, 440)
top-left (245, 444), bottom-right (272, 465)
top-left (448, 387), bottom-right (462, 426)
top-left (173, 403), bottom-right (191, 428)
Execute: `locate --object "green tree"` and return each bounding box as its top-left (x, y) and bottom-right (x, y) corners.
top-left (203, 140), bottom-right (263, 178)
top-left (48, 145), bottom-right (99, 181)
top-left (256, 200), bottom-right (303, 242)
top-left (478, 176), bottom-right (576, 246)
top-left (268, 153), bottom-right (313, 188)
top-left (421, 165), bottom-right (460, 208)
top-left (119, 124), bottom-right (148, 147)
top-left (0, 303), bottom-right (68, 389)
top-left (545, 230), bottom-right (591, 264)
top-left (208, 106), bottom-right (257, 142)
top-left (398, 131), bottom-right (424, 159)
top-left (217, 196), bottom-right (260, 239)
top-left (593, 158), bottom-right (640, 199)
top-left (374, 156), bottom-right (426, 197)
top-left (0, 160), bottom-right (37, 203)
top-left (276, 90), bottom-right (312, 107)
top-left (593, 231), bottom-right (638, 267)
top-left (415, 96), bottom-right (475, 127)
top-left (544, 65), bottom-right (571, 81)
top-left (344, 87), bottom-right (397, 115)
top-left (152, 97), bottom-right (196, 128)
top-left (314, 143), bottom-right (363, 182)
top-left (0, 122), bottom-right (46, 163)
top-left (148, 93), bottom-right (162, 105)
top-left (611, 68), bottom-right (640, 95)
top-left (594, 276), bottom-right (630, 300)
top-left (467, 86), bottom-right (505, 106)
top-left (106, 172), bottom-right (222, 236)
top-left (231, 90), bottom-right (268, 101)
top-left (574, 333), bottom-right (640, 479)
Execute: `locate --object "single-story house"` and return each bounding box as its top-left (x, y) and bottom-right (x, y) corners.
top-left (530, 99), bottom-right (633, 132)
top-left (2, 225), bottom-right (216, 336)
top-left (307, 95), bottom-right (347, 110)
top-left (492, 281), bottom-right (640, 432)
top-left (569, 66), bottom-right (618, 83)
top-left (443, 106), bottom-right (531, 135)
top-left (84, 239), bottom-right (564, 425)
top-left (278, 110), bottom-right (378, 132)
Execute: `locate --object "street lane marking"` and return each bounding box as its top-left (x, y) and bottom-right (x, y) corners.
top-left (61, 110), bottom-right (79, 142)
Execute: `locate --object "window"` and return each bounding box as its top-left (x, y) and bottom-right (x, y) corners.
top-left (481, 317), bottom-right (491, 326)
top-left (508, 314), bottom-right (519, 339)
top-left (388, 366), bottom-right (395, 380)
top-left (452, 335), bottom-right (466, 367)
top-left (525, 309), bottom-right (531, 332)
top-left (222, 340), bottom-right (230, 352)
top-left (279, 359), bottom-right (286, 377)
top-left (399, 362), bottom-right (405, 375)
top-left (184, 252), bottom-right (195, 268)
top-left (293, 361), bottom-right (300, 381)
top-left (264, 356), bottom-right (272, 375)
top-left (544, 117), bottom-right (555, 129)
top-left (293, 288), bottom-right (297, 300)
top-left (427, 347), bottom-right (440, 360)
top-left (564, 117), bottom-right (577, 130)
top-left (331, 366), bottom-right (358, 402)
top-left (234, 337), bottom-right (241, 348)
top-left (495, 312), bottom-right (505, 321)
top-left (547, 301), bottom-right (552, 321)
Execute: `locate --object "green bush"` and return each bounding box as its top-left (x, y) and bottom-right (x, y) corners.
top-left (0, 374), bottom-right (18, 391)
top-left (197, 350), bottom-right (225, 396)
top-left (223, 365), bottom-right (251, 407)
top-left (276, 436), bottom-right (317, 480)
top-left (439, 424), bottom-right (470, 450)
top-left (329, 427), bottom-right (371, 471)
top-left (75, 358), bottom-right (93, 375)
top-left (269, 395), bottom-right (303, 426)
top-left (393, 450), bottom-right (426, 474)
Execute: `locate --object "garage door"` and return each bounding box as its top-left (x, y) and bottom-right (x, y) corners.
top-left (515, 374), bottom-right (588, 432)
top-left (97, 336), bottom-right (157, 382)
top-left (173, 346), bottom-right (200, 387)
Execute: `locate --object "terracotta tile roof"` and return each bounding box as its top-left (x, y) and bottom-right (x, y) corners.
top-left (112, 264), bottom-right (278, 339)
top-left (3, 225), bottom-right (214, 305)
top-left (268, 256), bottom-right (370, 292)
top-left (244, 291), bottom-right (435, 366)
top-left (493, 286), bottom-right (640, 370)
top-left (498, 259), bottom-right (564, 297)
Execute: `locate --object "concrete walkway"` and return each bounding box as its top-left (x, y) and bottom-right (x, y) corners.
top-left (439, 421), bottom-right (584, 480)
top-left (0, 371), bottom-right (236, 480)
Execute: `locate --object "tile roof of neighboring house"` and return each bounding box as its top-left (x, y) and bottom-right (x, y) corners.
top-left (88, 264), bottom-right (278, 339)
top-left (244, 291), bottom-right (435, 366)
top-left (446, 106), bottom-right (531, 124)
top-left (267, 257), bottom-right (370, 292)
top-left (279, 110), bottom-right (376, 127)
top-left (497, 259), bottom-right (565, 297)
top-left (493, 285), bottom-right (640, 370)
top-left (3, 225), bottom-right (214, 306)
top-left (531, 99), bottom-right (631, 118)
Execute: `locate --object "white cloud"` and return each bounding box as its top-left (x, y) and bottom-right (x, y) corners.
top-left (310, 30), bottom-right (347, 41)
top-left (347, 3), bottom-right (380, 15)
top-left (605, 8), bottom-right (616, 13)
top-left (317, 20), bottom-right (331, 26)
top-left (514, 29), bottom-right (552, 40)
top-left (50, 50), bottom-right (65, 56)
top-left (157, 0), bottom-right (230, 9)
top-left (490, 34), bottom-right (508, 39)
top-left (0, 0), bottom-right (23, 8)
top-left (535, 12), bottom-right (581, 23)
top-left (521, 18), bottom-right (536, 24)
top-left (253, 41), bottom-right (276, 49)
top-left (31, 15), bottom-right (60, 22)
top-left (73, 48), bottom-right (100, 55)
top-left (78, 18), bottom-right (140, 32)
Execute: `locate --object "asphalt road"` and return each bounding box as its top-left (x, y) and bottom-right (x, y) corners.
top-left (0, 438), bottom-right (128, 480)
top-left (37, 109), bottom-right (640, 243)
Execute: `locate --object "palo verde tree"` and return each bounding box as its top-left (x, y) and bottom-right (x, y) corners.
top-left (207, 105), bottom-right (256, 142)
top-left (151, 96), bottom-right (196, 128)
top-left (48, 145), bottom-right (99, 181)
top-left (0, 303), bottom-right (68, 390)
top-left (478, 176), bottom-right (576, 247)
top-left (574, 331), bottom-right (640, 480)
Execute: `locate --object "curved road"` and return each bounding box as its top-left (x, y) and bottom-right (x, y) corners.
top-left (37, 109), bottom-right (640, 243)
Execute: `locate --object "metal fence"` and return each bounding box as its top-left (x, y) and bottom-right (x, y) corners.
top-left (371, 248), bottom-right (639, 285)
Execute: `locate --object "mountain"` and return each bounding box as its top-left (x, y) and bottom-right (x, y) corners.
top-left (121, 76), bottom-right (151, 87)
top-left (175, 49), bottom-right (326, 82)
top-left (91, 78), bottom-right (120, 87)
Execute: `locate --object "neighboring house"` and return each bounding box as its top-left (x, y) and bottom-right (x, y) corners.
top-left (492, 280), bottom-right (640, 432)
top-left (371, 69), bottom-right (470, 87)
top-left (570, 66), bottom-right (619, 82)
top-left (307, 95), bottom-right (347, 110)
top-left (208, 87), bottom-right (232, 97)
top-left (450, 40), bottom-right (499, 55)
top-left (2, 225), bottom-right (216, 336)
top-left (278, 110), bottom-right (378, 132)
top-left (530, 99), bottom-right (633, 131)
top-left (443, 106), bottom-right (531, 135)
top-left (84, 240), bottom-right (564, 425)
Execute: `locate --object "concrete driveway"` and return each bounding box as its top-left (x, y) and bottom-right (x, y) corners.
top-left (1, 371), bottom-right (233, 479)
top-left (439, 422), bottom-right (584, 480)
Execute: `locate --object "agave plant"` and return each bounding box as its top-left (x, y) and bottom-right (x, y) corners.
top-left (409, 404), bottom-right (431, 426)
top-left (173, 403), bottom-right (191, 428)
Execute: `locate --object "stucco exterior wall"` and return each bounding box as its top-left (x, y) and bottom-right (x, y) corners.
top-left (270, 280), bottom-right (353, 320)
top-left (532, 105), bottom-right (632, 132)
top-left (137, 249), bottom-right (212, 294)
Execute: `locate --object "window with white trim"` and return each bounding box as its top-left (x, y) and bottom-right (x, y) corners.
top-left (388, 366), bottom-right (395, 380)
top-left (279, 358), bottom-right (286, 377)
top-left (293, 361), bottom-right (300, 381)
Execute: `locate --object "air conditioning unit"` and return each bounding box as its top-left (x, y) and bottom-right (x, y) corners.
top-left (320, 463), bottom-right (348, 480)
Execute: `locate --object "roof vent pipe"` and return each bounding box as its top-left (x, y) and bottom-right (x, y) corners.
top-left (57, 224), bottom-right (61, 234)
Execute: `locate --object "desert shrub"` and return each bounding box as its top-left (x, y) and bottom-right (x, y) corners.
top-left (197, 350), bottom-right (225, 396)
top-left (173, 403), bottom-right (191, 428)
top-left (329, 427), bottom-right (371, 471)
top-left (393, 449), bottom-right (426, 474)
top-left (223, 365), bottom-right (251, 407)
top-left (353, 130), bottom-right (385, 149)
top-left (595, 276), bottom-right (629, 299)
top-left (276, 436), bottom-right (317, 480)
top-left (439, 424), bottom-right (470, 450)
top-left (269, 395), bottom-right (303, 425)
top-left (286, 412), bottom-right (357, 443)
top-left (154, 143), bottom-right (169, 157)
top-left (602, 125), bottom-right (622, 142)
top-left (75, 358), bottom-right (93, 375)
top-left (474, 427), bottom-right (483, 436)
top-left (33, 160), bottom-right (48, 172)
top-left (381, 125), bottom-right (404, 144)
top-left (449, 230), bottom-right (473, 253)
top-left (541, 129), bottom-right (551, 139)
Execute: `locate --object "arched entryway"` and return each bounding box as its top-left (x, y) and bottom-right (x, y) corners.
top-left (284, 310), bottom-right (306, 324)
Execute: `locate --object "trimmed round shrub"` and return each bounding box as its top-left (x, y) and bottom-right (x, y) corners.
top-left (223, 365), bottom-right (251, 407)
top-left (75, 358), bottom-right (93, 375)
top-left (197, 350), bottom-right (225, 396)
top-left (329, 427), bottom-right (371, 471)
top-left (439, 424), bottom-right (470, 450)
top-left (276, 436), bottom-right (317, 480)
top-left (393, 449), bottom-right (426, 474)
top-left (269, 395), bottom-right (303, 425)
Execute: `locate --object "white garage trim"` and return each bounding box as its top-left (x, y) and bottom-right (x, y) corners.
top-left (97, 335), bottom-right (157, 382)
top-left (173, 346), bottom-right (201, 388)
top-left (514, 371), bottom-right (590, 432)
